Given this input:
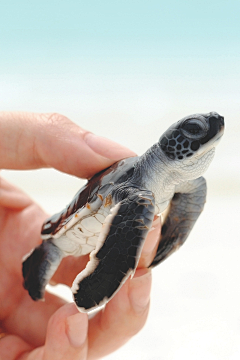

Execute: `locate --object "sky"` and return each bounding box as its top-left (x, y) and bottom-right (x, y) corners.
top-left (1, 0), bottom-right (240, 68)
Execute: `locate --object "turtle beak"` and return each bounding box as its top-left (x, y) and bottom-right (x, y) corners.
top-left (207, 112), bottom-right (225, 142)
top-left (209, 113), bottom-right (225, 146)
top-left (209, 112), bottom-right (224, 132)
top-left (217, 117), bottom-right (224, 140)
top-left (219, 115), bottom-right (224, 126)
top-left (217, 114), bottom-right (224, 130)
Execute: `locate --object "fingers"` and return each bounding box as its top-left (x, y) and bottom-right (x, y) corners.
top-left (3, 292), bottom-right (66, 347)
top-left (0, 334), bottom-right (32, 360)
top-left (42, 303), bottom-right (88, 360)
top-left (138, 216), bottom-right (161, 268)
top-left (0, 112), bottom-right (135, 178)
top-left (25, 304), bottom-right (88, 360)
top-left (87, 268), bottom-right (152, 360)
top-left (0, 304), bottom-right (88, 360)
top-left (0, 177), bottom-right (33, 209)
top-left (50, 255), bottom-right (89, 287)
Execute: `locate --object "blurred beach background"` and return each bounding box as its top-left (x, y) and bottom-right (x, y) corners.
top-left (1, 1), bottom-right (240, 359)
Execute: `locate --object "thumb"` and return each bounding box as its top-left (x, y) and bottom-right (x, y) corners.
top-left (43, 303), bottom-right (88, 360)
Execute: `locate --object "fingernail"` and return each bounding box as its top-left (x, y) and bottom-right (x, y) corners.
top-left (84, 132), bottom-right (136, 160)
top-left (129, 269), bottom-right (152, 314)
top-left (65, 312), bottom-right (88, 348)
top-left (49, 279), bottom-right (57, 286)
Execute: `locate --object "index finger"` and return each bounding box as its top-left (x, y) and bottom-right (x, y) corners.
top-left (0, 112), bottom-right (135, 178)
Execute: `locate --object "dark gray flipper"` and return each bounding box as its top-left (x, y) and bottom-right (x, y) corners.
top-left (22, 239), bottom-right (63, 300)
top-left (150, 177), bottom-right (207, 267)
top-left (73, 190), bottom-right (155, 311)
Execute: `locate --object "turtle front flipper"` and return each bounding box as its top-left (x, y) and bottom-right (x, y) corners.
top-left (72, 190), bottom-right (155, 312)
top-left (22, 239), bottom-right (63, 300)
top-left (150, 176), bottom-right (207, 267)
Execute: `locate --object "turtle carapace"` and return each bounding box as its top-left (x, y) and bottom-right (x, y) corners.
top-left (22, 112), bottom-right (224, 312)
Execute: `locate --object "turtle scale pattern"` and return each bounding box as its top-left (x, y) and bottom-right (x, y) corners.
top-left (22, 112), bottom-right (224, 312)
top-left (74, 191), bottom-right (155, 309)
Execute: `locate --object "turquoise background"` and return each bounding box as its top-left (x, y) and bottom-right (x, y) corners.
top-left (1, 0), bottom-right (240, 79)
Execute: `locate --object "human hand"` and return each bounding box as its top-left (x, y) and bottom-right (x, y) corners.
top-left (0, 112), bottom-right (161, 359)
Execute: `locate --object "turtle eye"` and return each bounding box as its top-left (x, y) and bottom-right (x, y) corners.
top-left (181, 119), bottom-right (206, 139)
top-left (182, 123), bottom-right (201, 134)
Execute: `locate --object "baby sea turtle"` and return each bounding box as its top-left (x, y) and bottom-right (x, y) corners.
top-left (23, 112), bottom-right (224, 312)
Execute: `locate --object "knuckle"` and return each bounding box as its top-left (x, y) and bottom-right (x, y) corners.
top-left (42, 112), bottom-right (70, 127)
top-left (36, 112), bottom-right (78, 137)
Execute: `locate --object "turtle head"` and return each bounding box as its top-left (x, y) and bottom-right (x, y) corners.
top-left (158, 112), bottom-right (224, 180)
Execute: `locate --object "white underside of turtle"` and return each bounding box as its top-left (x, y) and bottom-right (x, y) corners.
top-left (50, 204), bottom-right (113, 257)
top-left (22, 112), bottom-right (224, 312)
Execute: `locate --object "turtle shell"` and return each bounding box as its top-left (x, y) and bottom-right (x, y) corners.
top-left (41, 156), bottom-right (138, 239)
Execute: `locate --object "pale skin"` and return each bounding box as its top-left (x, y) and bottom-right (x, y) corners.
top-left (0, 112), bottom-right (161, 360)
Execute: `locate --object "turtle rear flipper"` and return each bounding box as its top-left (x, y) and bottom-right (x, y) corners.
top-left (72, 189), bottom-right (155, 312)
top-left (22, 239), bottom-right (63, 300)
